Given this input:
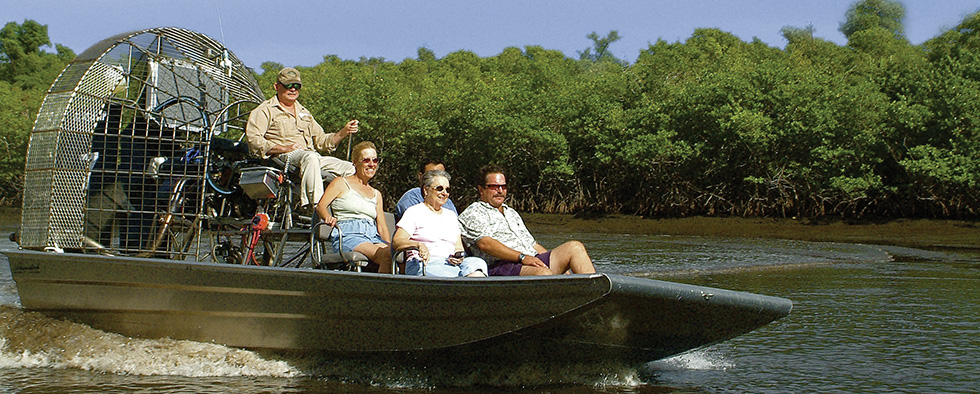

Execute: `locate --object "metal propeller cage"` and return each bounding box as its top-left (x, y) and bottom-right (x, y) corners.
top-left (21, 27), bottom-right (264, 259)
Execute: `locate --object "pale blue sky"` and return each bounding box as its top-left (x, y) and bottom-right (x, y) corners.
top-left (4, 0), bottom-right (979, 69)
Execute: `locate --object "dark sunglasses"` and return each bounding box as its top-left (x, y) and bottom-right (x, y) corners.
top-left (360, 157), bottom-right (381, 164)
top-left (484, 183), bottom-right (507, 190)
top-left (428, 185), bottom-right (451, 193)
top-left (280, 82), bottom-right (302, 90)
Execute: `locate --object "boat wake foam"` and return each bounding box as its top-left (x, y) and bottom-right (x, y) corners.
top-left (281, 354), bottom-right (645, 389)
top-left (0, 306), bottom-right (648, 388)
top-left (0, 306), bottom-right (299, 377)
top-left (646, 348), bottom-right (733, 372)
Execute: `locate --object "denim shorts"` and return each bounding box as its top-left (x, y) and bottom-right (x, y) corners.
top-left (332, 219), bottom-right (386, 253)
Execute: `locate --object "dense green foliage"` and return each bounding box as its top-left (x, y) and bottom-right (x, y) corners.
top-left (839, 0), bottom-right (906, 39)
top-left (0, 20), bottom-right (73, 204)
top-left (2, 0), bottom-right (980, 218)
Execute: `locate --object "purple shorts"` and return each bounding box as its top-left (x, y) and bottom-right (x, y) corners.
top-left (488, 251), bottom-right (551, 276)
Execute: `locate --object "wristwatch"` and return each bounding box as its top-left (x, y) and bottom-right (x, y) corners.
top-left (518, 252), bottom-right (526, 262)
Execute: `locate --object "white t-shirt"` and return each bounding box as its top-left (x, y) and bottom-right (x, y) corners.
top-left (396, 203), bottom-right (461, 260)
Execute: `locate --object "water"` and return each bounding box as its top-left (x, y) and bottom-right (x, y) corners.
top-left (1, 223), bottom-right (978, 393)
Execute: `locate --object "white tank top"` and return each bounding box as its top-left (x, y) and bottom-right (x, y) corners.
top-left (330, 178), bottom-right (377, 221)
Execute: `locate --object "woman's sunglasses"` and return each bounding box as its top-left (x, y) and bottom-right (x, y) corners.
top-left (428, 185), bottom-right (451, 193)
top-left (360, 157), bottom-right (381, 164)
top-left (280, 82), bottom-right (302, 90)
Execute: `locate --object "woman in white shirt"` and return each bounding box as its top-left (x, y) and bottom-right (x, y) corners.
top-left (392, 170), bottom-right (487, 277)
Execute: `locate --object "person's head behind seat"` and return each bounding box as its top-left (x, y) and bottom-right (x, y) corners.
top-left (418, 158), bottom-right (446, 186)
top-left (418, 158), bottom-right (446, 174)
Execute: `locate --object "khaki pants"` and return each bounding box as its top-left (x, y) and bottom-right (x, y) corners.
top-left (273, 150), bottom-right (354, 206)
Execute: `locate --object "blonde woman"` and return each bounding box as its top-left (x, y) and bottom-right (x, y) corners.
top-left (316, 141), bottom-right (391, 273)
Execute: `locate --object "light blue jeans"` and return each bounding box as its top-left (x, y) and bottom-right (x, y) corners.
top-left (406, 256), bottom-right (488, 277)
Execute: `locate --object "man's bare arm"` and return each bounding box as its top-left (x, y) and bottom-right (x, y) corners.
top-left (475, 237), bottom-right (547, 268)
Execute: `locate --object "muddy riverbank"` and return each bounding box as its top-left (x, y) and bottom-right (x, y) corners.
top-left (523, 213), bottom-right (980, 250)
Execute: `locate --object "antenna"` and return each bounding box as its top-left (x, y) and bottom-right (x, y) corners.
top-left (214, 0), bottom-right (233, 76)
top-left (215, 0), bottom-right (226, 44)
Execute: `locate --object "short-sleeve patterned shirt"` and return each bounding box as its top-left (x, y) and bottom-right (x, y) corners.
top-left (458, 201), bottom-right (537, 263)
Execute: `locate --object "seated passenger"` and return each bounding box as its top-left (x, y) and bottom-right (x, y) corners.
top-left (392, 170), bottom-right (487, 277)
top-left (315, 141), bottom-right (392, 273)
top-left (459, 164), bottom-right (596, 276)
top-left (245, 67), bottom-right (358, 210)
top-left (394, 157), bottom-right (457, 222)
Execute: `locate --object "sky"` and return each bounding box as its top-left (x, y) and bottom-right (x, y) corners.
top-left (4, 0), bottom-right (980, 70)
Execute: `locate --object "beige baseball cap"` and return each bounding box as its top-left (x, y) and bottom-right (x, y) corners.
top-left (277, 67), bottom-right (301, 85)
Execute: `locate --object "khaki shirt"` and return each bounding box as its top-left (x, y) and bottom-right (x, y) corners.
top-left (245, 95), bottom-right (338, 158)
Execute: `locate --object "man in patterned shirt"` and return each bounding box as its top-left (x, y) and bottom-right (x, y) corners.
top-left (458, 164), bottom-right (596, 276)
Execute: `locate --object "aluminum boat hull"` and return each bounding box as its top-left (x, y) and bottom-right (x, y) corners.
top-left (3, 249), bottom-right (792, 364)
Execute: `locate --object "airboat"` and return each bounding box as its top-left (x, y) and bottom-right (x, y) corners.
top-left (2, 27), bottom-right (791, 365)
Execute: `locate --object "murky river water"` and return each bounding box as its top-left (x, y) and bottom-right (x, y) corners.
top-left (1, 223), bottom-right (978, 393)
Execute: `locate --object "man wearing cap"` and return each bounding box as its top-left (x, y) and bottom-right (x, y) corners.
top-left (246, 67), bottom-right (358, 209)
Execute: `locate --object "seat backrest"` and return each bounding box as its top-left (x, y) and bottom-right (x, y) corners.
top-left (383, 212), bottom-right (396, 239)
